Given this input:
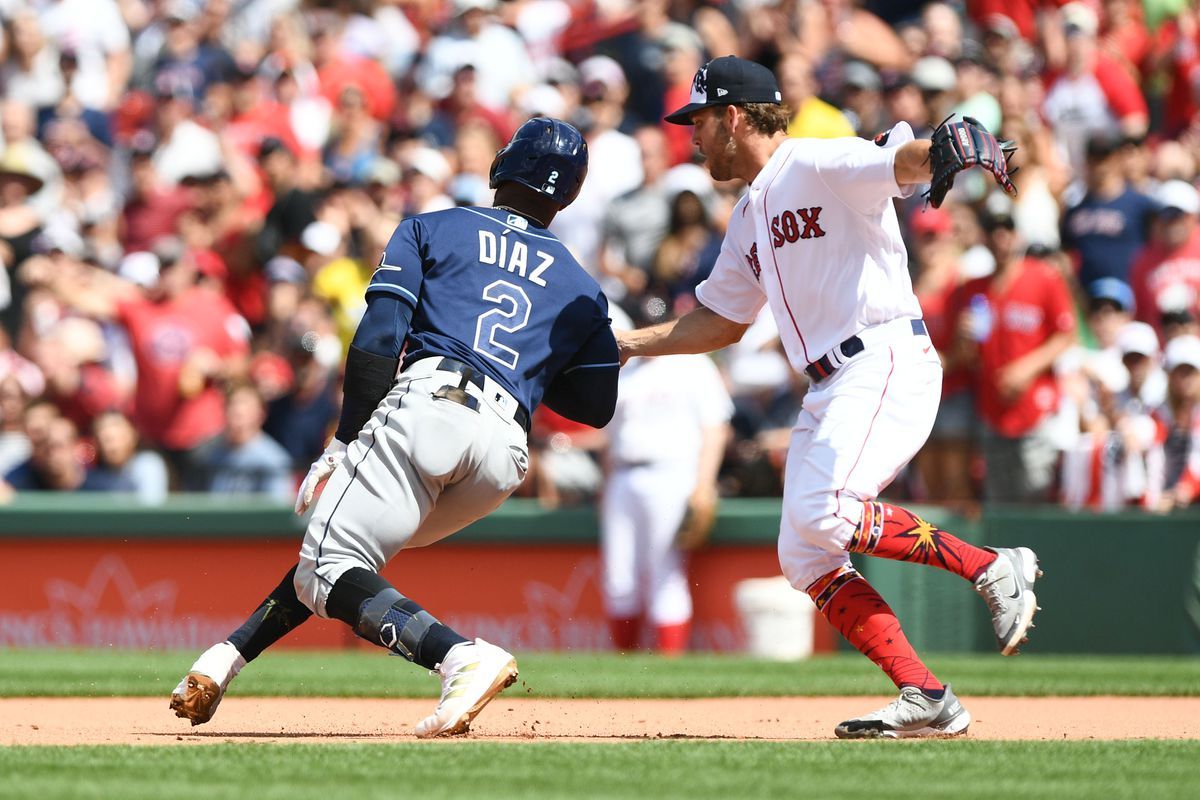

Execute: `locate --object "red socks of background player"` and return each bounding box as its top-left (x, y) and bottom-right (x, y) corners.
top-left (806, 565), bottom-right (943, 694)
top-left (849, 502), bottom-right (996, 582)
top-left (609, 617), bottom-right (691, 655)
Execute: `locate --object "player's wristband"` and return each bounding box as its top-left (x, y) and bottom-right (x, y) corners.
top-left (335, 345), bottom-right (400, 444)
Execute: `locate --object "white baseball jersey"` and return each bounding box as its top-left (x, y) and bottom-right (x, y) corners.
top-left (695, 123), bottom-right (922, 371)
top-left (690, 123), bottom-right (944, 594)
top-left (601, 354), bottom-right (732, 631)
top-left (607, 355), bottom-right (733, 467)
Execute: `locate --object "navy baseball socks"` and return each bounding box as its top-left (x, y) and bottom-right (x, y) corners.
top-left (226, 565), bottom-right (314, 660)
top-left (325, 567), bottom-right (468, 670)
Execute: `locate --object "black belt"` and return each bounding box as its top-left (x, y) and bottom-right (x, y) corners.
top-left (804, 319), bottom-right (928, 383)
top-left (431, 357), bottom-right (530, 433)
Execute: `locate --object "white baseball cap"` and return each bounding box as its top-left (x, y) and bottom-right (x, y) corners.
top-left (579, 55), bottom-right (628, 94)
top-left (117, 251), bottom-right (161, 287)
top-left (1154, 180), bottom-right (1200, 215)
top-left (405, 147), bottom-right (451, 185)
top-left (300, 221), bottom-right (342, 256)
top-left (1164, 334), bottom-right (1200, 371)
top-left (519, 83), bottom-right (567, 119)
top-left (1116, 321), bottom-right (1160, 358)
top-left (912, 56), bottom-right (957, 93)
top-left (452, 0), bottom-right (497, 15)
top-left (1061, 2), bottom-right (1099, 37)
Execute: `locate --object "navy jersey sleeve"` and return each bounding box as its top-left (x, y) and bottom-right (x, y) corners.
top-left (369, 217), bottom-right (428, 308)
top-left (541, 300), bottom-right (620, 427)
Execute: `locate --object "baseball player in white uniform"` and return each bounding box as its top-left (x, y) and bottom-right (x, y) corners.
top-left (619, 56), bottom-right (1042, 738)
top-left (602, 307), bottom-right (733, 653)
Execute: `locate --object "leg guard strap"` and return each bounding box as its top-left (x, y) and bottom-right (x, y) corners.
top-left (356, 589), bottom-right (439, 661)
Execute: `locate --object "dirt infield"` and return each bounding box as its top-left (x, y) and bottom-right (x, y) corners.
top-left (3, 696), bottom-right (1197, 744)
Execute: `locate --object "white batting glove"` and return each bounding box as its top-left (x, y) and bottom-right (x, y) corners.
top-left (294, 439), bottom-right (348, 515)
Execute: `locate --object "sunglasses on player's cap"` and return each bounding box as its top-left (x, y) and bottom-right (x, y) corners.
top-left (664, 55), bottom-right (783, 125)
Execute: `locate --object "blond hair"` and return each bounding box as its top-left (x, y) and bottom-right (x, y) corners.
top-left (739, 102), bottom-right (792, 135)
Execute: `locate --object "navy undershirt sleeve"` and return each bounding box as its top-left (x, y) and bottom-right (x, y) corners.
top-left (334, 293), bottom-right (414, 443)
top-left (541, 322), bottom-right (620, 427)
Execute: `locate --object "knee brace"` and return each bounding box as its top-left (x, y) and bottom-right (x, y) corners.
top-left (325, 567), bottom-right (466, 668)
top-left (355, 588), bottom-right (439, 661)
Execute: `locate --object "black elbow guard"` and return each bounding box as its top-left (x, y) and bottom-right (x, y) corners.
top-left (335, 345), bottom-right (401, 444)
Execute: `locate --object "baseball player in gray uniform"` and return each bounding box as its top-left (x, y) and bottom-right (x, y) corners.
top-left (170, 118), bottom-right (620, 737)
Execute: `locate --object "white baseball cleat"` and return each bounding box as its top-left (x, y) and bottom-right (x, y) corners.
top-left (168, 642), bottom-right (246, 726)
top-left (834, 684), bottom-right (971, 739)
top-left (414, 639), bottom-right (518, 738)
top-left (974, 547), bottom-right (1042, 656)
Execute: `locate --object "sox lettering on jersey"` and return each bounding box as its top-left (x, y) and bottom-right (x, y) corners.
top-left (770, 207), bottom-right (825, 248)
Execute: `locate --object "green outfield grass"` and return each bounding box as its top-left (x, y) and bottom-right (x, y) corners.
top-left (1, 741), bottom-right (1196, 800)
top-left (1, 648), bottom-right (1198, 698)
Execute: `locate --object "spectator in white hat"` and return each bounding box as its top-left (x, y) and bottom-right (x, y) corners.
top-left (551, 56), bottom-right (642, 287)
top-left (400, 146), bottom-right (454, 215)
top-left (1063, 310), bottom-right (1173, 512)
top-left (1115, 321), bottom-right (1167, 413)
top-left (912, 55), bottom-right (958, 126)
top-left (420, 0), bottom-right (536, 113)
top-left (1150, 334), bottom-right (1200, 511)
top-left (1131, 181), bottom-right (1200, 336)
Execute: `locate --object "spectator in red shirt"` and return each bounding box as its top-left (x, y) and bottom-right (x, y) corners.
top-left (1042, 3), bottom-right (1149, 176)
top-left (946, 200), bottom-right (1077, 502)
top-left (119, 133), bottom-right (192, 253)
top-left (1149, 6), bottom-right (1200, 137)
top-left (26, 246), bottom-right (250, 488)
top-left (967, 1), bottom-right (1061, 44)
top-left (313, 24), bottom-right (396, 123)
top-left (1130, 180), bottom-right (1200, 338)
top-left (1100, 0), bottom-right (1152, 80)
top-left (32, 316), bottom-right (127, 433)
top-left (911, 203), bottom-right (981, 505)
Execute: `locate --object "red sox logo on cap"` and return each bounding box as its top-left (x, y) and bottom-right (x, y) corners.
top-left (692, 66), bottom-right (708, 103)
top-left (665, 55), bottom-right (783, 125)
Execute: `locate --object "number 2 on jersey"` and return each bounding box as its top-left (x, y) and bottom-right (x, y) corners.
top-left (473, 280), bottom-right (530, 370)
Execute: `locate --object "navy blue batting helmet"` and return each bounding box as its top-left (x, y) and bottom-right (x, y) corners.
top-left (489, 117), bottom-right (588, 208)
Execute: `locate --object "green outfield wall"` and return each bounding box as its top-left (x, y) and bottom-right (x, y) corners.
top-left (2, 496), bottom-right (1197, 654)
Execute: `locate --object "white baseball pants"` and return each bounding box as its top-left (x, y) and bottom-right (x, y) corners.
top-left (777, 320), bottom-right (942, 591)
top-left (600, 462), bottom-right (694, 627)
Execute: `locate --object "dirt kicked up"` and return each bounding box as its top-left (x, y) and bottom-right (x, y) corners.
top-left (3, 696), bottom-right (1198, 745)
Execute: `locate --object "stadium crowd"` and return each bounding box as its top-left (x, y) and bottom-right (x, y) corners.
top-left (0, 0), bottom-right (1198, 511)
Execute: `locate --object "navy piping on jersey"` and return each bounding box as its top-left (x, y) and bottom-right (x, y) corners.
top-left (314, 384), bottom-right (410, 579)
top-left (561, 361), bottom-right (620, 374)
top-left (458, 206), bottom-right (560, 240)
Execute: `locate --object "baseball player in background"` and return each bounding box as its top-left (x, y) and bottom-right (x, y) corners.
top-left (170, 118), bottom-right (620, 737)
top-left (602, 303), bottom-right (733, 654)
top-left (618, 56), bottom-right (1041, 739)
